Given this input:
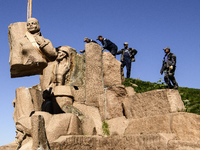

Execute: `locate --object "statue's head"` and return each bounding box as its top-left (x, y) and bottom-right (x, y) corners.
top-left (56, 46), bottom-right (70, 61)
top-left (26, 18), bottom-right (40, 34)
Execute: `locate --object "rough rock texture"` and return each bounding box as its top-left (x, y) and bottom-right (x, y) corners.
top-left (103, 52), bottom-right (122, 87)
top-left (85, 43), bottom-right (104, 107)
top-left (105, 85), bottom-right (127, 120)
top-left (73, 102), bottom-right (103, 135)
top-left (168, 140), bottom-right (200, 150)
top-left (49, 134), bottom-right (176, 150)
top-left (31, 115), bottom-right (50, 150)
top-left (128, 89), bottom-right (185, 119)
top-left (3, 41), bottom-right (200, 150)
top-left (8, 22), bottom-right (47, 78)
top-left (122, 87), bottom-right (136, 119)
top-left (125, 112), bottom-right (200, 142)
top-left (13, 87), bottom-right (43, 123)
top-left (107, 116), bottom-right (129, 135)
top-left (2, 134), bottom-right (200, 150)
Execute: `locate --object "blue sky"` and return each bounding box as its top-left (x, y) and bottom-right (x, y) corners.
top-left (0, 0), bottom-right (200, 146)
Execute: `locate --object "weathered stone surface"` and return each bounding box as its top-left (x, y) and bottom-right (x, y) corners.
top-left (125, 112), bottom-right (200, 142)
top-left (168, 140), bottom-right (200, 150)
top-left (3, 134), bottom-right (200, 150)
top-left (44, 112), bottom-right (83, 143)
top-left (129, 89), bottom-right (185, 119)
top-left (122, 87), bottom-right (136, 119)
top-left (103, 52), bottom-right (122, 87)
top-left (171, 112), bottom-right (200, 141)
top-left (8, 22), bottom-right (47, 78)
top-left (71, 85), bottom-right (85, 103)
top-left (49, 134), bottom-right (175, 150)
top-left (73, 102), bottom-right (103, 135)
top-left (0, 141), bottom-right (17, 150)
top-left (107, 116), bottom-right (129, 135)
top-left (53, 85), bottom-right (73, 96)
top-left (85, 42), bottom-right (104, 107)
top-left (106, 85), bottom-right (127, 120)
top-left (13, 87), bottom-right (43, 123)
top-left (31, 115), bottom-right (50, 150)
top-left (125, 113), bottom-right (172, 135)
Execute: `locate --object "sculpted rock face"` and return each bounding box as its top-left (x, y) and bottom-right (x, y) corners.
top-left (3, 35), bottom-right (200, 150)
top-left (8, 18), bottom-right (57, 78)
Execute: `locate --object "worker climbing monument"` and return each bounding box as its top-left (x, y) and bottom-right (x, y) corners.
top-left (1, 1), bottom-right (200, 150)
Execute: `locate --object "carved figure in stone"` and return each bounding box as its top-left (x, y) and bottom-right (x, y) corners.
top-left (24, 18), bottom-right (57, 62)
top-left (41, 46), bottom-right (76, 114)
top-left (8, 18), bottom-right (58, 77)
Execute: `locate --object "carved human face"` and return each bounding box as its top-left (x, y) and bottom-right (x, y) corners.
top-left (27, 18), bottom-right (40, 33)
top-left (56, 50), bottom-right (67, 61)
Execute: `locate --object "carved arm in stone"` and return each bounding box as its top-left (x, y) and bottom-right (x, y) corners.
top-left (34, 34), bottom-right (57, 61)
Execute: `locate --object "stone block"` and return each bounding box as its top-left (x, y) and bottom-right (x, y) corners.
top-left (53, 85), bottom-right (72, 97)
top-left (122, 87), bottom-right (136, 119)
top-left (8, 22), bottom-right (47, 78)
top-left (73, 102), bottom-right (103, 135)
top-left (106, 85), bottom-right (127, 120)
top-left (85, 42), bottom-right (104, 107)
top-left (13, 87), bottom-right (35, 123)
top-left (125, 112), bottom-right (200, 142)
top-left (107, 116), bottom-right (129, 135)
top-left (168, 140), bottom-right (200, 150)
top-left (31, 115), bottom-right (50, 150)
top-left (129, 89), bottom-right (185, 119)
top-left (49, 134), bottom-right (175, 150)
top-left (103, 52), bottom-right (122, 87)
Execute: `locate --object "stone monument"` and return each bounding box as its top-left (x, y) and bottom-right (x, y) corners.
top-left (1, 18), bottom-right (200, 150)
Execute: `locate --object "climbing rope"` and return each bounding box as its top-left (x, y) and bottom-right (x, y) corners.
top-left (27, 0), bottom-right (32, 20)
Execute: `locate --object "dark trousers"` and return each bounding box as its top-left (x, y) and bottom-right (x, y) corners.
top-left (109, 46), bottom-right (118, 57)
top-left (164, 68), bottom-right (178, 88)
top-left (122, 55), bottom-right (132, 78)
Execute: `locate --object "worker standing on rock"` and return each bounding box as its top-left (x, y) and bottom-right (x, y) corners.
top-left (97, 35), bottom-right (118, 57)
top-left (116, 42), bottom-right (137, 78)
top-left (160, 47), bottom-right (178, 89)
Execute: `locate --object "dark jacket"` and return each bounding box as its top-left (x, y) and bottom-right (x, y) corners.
top-left (160, 53), bottom-right (176, 74)
top-left (100, 38), bottom-right (117, 50)
top-left (88, 39), bottom-right (98, 44)
top-left (117, 48), bottom-right (137, 62)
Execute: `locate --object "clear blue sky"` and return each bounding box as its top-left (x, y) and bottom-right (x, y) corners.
top-left (0, 0), bottom-right (200, 146)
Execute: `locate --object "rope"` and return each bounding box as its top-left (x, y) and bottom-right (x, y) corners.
top-left (27, 0), bottom-right (32, 21)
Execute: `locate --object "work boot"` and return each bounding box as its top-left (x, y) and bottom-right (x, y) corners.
top-left (173, 85), bottom-right (179, 89)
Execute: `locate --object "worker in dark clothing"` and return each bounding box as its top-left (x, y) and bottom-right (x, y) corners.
top-left (80, 37), bottom-right (98, 53)
top-left (160, 47), bottom-right (178, 89)
top-left (97, 35), bottom-right (118, 57)
top-left (116, 42), bottom-right (137, 78)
